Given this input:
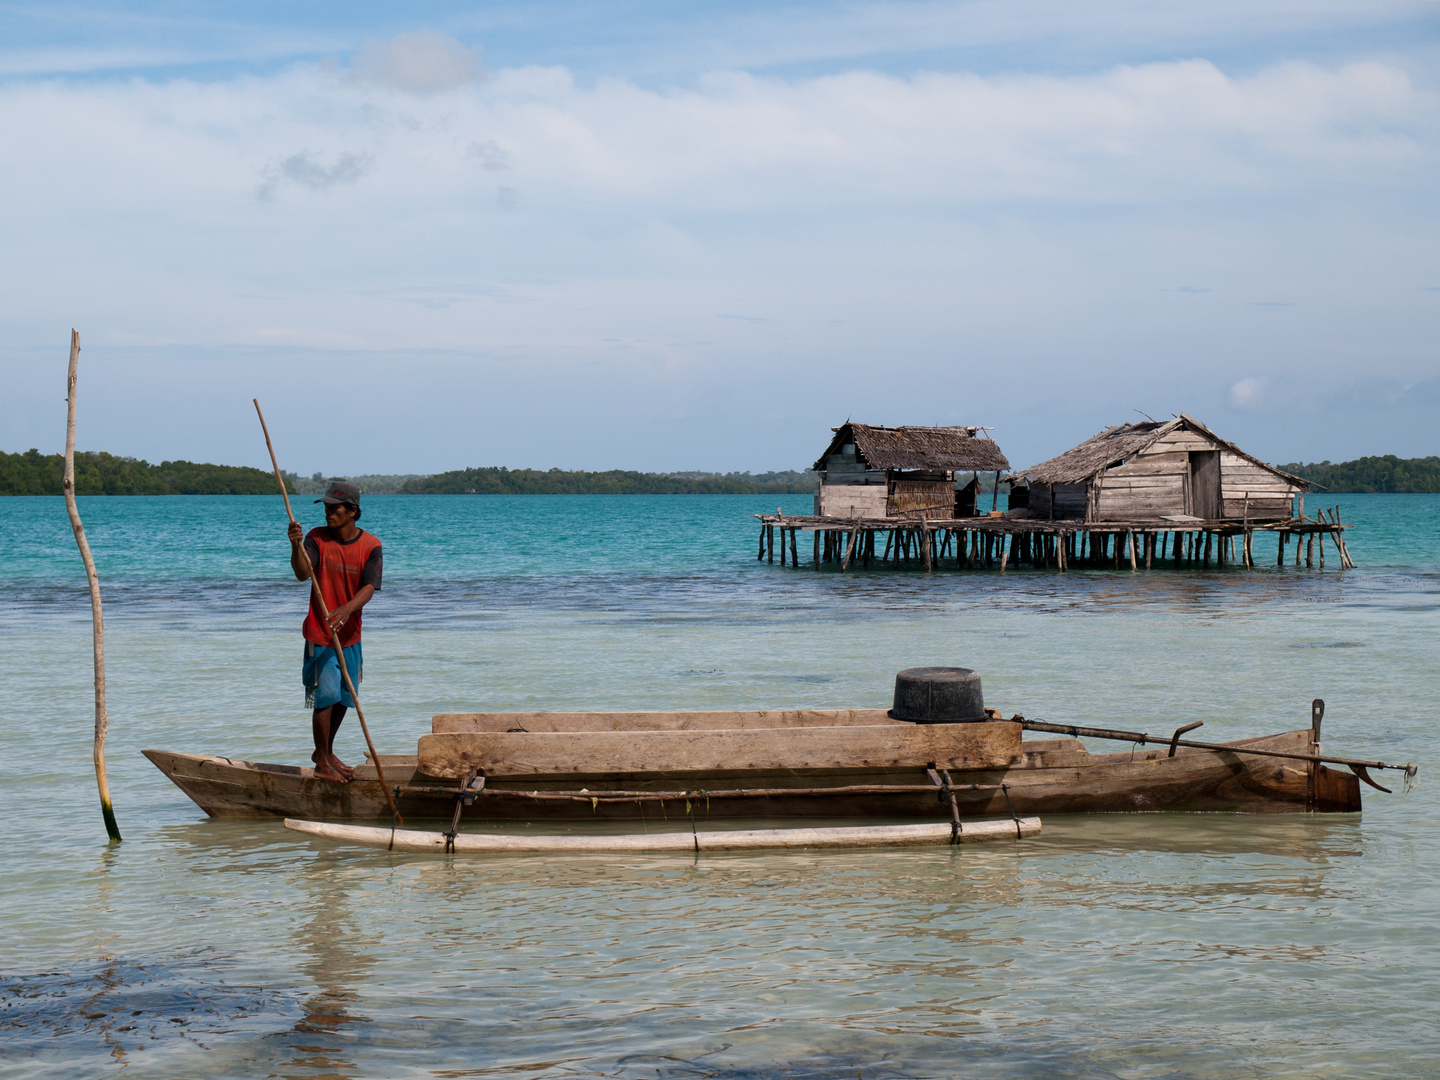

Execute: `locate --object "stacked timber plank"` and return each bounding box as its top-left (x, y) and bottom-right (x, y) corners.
top-left (417, 713), bottom-right (1023, 779)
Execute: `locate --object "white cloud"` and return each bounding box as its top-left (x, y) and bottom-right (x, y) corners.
top-left (1229, 378), bottom-right (1266, 410)
top-left (2, 55), bottom-right (1426, 222)
top-left (348, 31), bottom-right (483, 94)
top-left (0, 51), bottom-right (1435, 469)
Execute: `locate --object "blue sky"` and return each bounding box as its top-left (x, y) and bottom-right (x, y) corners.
top-left (1, 1), bottom-right (1437, 474)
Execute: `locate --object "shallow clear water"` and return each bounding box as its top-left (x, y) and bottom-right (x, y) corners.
top-left (2, 493), bottom-right (1437, 1078)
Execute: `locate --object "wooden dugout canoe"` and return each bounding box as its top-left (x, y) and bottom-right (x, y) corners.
top-left (143, 706), bottom-right (1362, 822)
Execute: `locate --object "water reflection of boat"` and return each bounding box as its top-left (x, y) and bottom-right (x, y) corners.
top-left (143, 709), bottom-right (1361, 824)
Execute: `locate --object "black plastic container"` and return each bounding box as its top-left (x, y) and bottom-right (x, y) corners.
top-left (890, 667), bottom-right (985, 723)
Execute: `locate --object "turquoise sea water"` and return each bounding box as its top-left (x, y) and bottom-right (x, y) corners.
top-left (2, 493), bottom-right (1438, 1078)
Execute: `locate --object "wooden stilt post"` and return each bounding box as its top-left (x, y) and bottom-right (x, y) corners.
top-left (758, 523), bottom-right (766, 560)
top-left (63, 330), bottom-right (121, 843)
top-left (813, 529), bottom-right (820, 569)
top-left (841, 526), bottom-right (859, 571)
top-left (1331, 509), bottom-right (1354, 568)
top-left (791, 527), bottom-right (799, 567)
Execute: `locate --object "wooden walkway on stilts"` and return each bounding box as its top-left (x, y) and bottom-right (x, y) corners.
top-left (754, 508), bottom-right (1356, 572)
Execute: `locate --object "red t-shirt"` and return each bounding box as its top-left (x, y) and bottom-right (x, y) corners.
top-left (302, 527), bottom-right (382, 648)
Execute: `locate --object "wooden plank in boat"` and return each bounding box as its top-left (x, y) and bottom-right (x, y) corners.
top-left (417, 722), bottom-right (1023, 778)
top-left (431, 709), bottom-right (902, 734)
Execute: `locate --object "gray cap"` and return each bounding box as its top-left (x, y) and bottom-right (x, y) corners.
top-left (315, 480), bottom-right (361, 507)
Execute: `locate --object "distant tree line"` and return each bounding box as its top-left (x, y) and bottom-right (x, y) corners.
top-left (1280, 456), bottom-right (1440, 494)
top-left (285, 471), bottom-right (428, 495)
top-left (0, 449), bottom-right (289, 495)
top-left (11, 448), bottom-right (1437, 496)
top-left (0, 450), bottom-right (815, 495)
top-left (398, 467), bottom-right (817, 495)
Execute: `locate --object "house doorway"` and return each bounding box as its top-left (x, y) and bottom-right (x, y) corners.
top-left (1189, 451), bottom-right (1221, 520)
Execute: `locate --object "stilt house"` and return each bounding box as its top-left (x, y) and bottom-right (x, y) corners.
top-left (1005, 414), bottom-right (1311, 524)
top-left (813, 422), bottom-right (1011, 519)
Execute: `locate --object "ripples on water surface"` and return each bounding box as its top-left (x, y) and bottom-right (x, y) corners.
top-left (2, 494), bottom-right (1438, 1078)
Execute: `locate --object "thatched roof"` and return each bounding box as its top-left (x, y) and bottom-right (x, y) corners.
top-left (813, 422), bottom-right (1010, 474)
top-left (1006, 414), bottom-right (1312, 488)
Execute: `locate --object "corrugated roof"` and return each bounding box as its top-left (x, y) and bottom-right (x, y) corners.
top-left (1006, 415), bottom-right (1312, 488)
top-left (813, 422), bottom-right (1010, 473)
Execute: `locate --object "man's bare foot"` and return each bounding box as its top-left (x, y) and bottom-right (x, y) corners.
top-left (311, 750), bottom-right (351, 783)
top-left (328, 753), bottom-right (355, 781)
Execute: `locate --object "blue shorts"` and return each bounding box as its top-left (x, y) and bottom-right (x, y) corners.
top-left (303, 641), bottom-right (362, 711)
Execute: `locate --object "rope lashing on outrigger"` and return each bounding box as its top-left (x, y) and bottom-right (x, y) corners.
top-left (1000, 784), bottom-right (1023, 839)
top-left (1015, 717), bottom-right (1416, 794)
top-left (443, 771), bottom-right (485, 854)
top-left (925, 768), bottom-right (963, 843)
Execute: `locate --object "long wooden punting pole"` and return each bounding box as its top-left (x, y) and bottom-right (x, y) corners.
top-left (63, 330), bottom-right (121, 842)
top-left (252, 399), bottom-right (402, 823)
top-left (1017, 718), bottom-right (1413, 789)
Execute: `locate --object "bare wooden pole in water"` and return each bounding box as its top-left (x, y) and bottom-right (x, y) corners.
top-left (252, 399), bottom-right (402, 823)
top-left (63, 330), bottom-right (121, 843)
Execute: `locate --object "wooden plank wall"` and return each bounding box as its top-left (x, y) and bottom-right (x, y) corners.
top-left (1096, 449), bottom-right (1188, 521)
top-left (1219, 451), bottom-right (1298, 519)
top-left (1027, 482), bottom-right (1088, 520)
top-left (1091, 432), bottom-right (1298, 521)
top-left (817, 483), bottom-right (888, 518)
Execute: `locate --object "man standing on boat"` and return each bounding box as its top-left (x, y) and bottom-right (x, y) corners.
top-left (287, 480), bottom-right (382, 784)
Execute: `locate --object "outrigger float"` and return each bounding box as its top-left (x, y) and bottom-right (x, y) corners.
top-left (145, 669), bottom-right (1414, 854)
